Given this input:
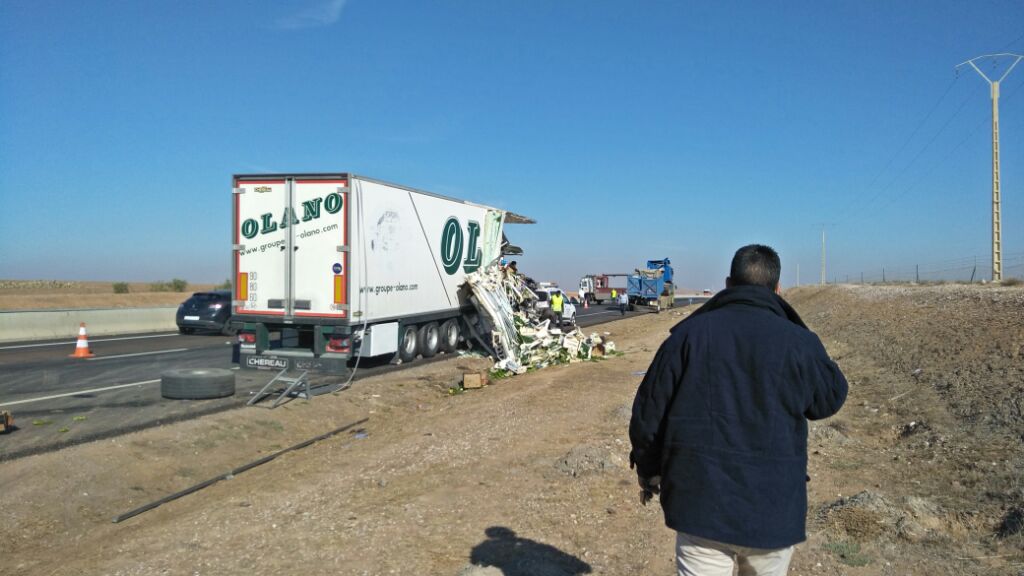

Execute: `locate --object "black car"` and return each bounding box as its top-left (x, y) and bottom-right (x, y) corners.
top-left (176, 290), bottom-right (233, 334)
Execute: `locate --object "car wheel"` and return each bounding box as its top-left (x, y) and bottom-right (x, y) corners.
top-left (418, 322), bottom-right (440, 358)
top-left (161, 368), bottom-right (235, 400)
top-left (440, 319), bottom-right (461, 352)
top-left (398, 324), bottom-right (418, 363)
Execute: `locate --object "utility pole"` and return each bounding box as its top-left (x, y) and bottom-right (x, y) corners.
top-left (957, 53), bottom-right (1023, 282)
top-left (820, 227), bottom-right (826, 286)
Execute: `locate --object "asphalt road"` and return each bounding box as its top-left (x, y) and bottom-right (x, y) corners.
top-left (0, 296), bottom-right (708, 460)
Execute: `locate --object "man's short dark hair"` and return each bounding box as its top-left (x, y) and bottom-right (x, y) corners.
top-left (730, 244), bottom-right (781, 289)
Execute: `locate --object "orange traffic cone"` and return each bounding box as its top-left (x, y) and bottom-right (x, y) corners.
top-left (69, 322), bottom-right (95, 358)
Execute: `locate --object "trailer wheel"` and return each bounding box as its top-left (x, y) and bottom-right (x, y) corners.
top-left (418, 322), bottom-right (440, 358)
top-left (398, 325), bottom-right (418, 363)
top-left (161, 368), bottom-right (235, 400)
top-left (440, 319), bottom-right (461, 352)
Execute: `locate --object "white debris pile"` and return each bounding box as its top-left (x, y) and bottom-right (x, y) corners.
top-left (465, 264), bottom-right (615, 375)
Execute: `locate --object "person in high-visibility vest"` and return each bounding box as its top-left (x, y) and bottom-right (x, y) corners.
top-left (550, 291), bottom-right (565, 325)
top-left (611, 288), bottom-right (618, 302)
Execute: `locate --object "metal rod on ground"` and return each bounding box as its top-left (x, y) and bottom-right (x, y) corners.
top-left (111, 417), bottom-right (369, 523)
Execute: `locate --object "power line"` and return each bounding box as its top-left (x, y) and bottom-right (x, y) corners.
top-left (832, 76), bottom-right (960, 221)
top-left (839, 71), bottom-right (1024, 225)
top-left (837, 82), bottom-right (982, 225)
top-left (998, 30), bottom-right (1024, 52)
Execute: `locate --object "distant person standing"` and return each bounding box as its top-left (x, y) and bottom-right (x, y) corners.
top-left (611, 288), bottom-right (618, 303)
top-left (629, 244), bottom-right (848, 576)
top-left (618, 291), bottom-right (628, 315)
top-left (550, 291), bottom-right (565, 325)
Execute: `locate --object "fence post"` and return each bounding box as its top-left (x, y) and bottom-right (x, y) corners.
top-left (916, 264), bottom-right (919, 283)
top-left (883, 268), bottom-right (886, 283)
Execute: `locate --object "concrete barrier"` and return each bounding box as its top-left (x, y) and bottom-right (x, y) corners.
top-left (0, 307), bottom-right (179, 343)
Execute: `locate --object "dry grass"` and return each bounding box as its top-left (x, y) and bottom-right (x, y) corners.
top-left (0, 280), bottom-right (219, 310)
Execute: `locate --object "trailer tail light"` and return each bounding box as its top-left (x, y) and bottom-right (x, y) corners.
top-left (326, 336), bottom-right (351, 354)
top-left (238, 273), bottom-right (249, 301)
top-left (238, 333), bottom-right (256, 347)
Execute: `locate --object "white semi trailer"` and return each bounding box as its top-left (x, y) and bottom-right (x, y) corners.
top-left (231, 173), bottom-right (527, 372)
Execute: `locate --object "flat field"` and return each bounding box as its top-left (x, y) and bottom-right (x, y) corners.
top-left (0, 280), bottom-right (219, 310)
top-left (1, 284), bottom-right (1022, 575)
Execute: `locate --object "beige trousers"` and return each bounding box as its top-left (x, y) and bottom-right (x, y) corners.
top-left (676, 532), bottom-right (794, 576)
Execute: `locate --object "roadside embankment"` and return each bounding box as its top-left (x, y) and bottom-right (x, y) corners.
top-left (3, 286), bottom-right (1022, 574)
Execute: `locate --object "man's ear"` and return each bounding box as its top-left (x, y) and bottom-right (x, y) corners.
top-left (774, 282), bottom-right (781, 295)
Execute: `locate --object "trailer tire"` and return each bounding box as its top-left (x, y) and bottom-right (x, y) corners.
top-left (440, 319), bottom-right (461, 352)
top-left (418, 322), bottom-right (440, 358)
top-left (161, 368), bottom-right (235, 400)
top-left (398, 325), bottom-right (418, 363)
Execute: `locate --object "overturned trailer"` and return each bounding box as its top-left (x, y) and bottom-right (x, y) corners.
top-left (230, 174), bottom-right (531, 373)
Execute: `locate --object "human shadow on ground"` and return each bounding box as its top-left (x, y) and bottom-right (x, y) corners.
top-left (467, 526), bottom-right (592, 576)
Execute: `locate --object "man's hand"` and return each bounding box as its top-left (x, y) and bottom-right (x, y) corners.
top-left (638, 475), bottom-right (661, 506)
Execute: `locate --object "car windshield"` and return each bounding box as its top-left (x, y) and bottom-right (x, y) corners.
top-left (188, 293), bottom-right (226, 303)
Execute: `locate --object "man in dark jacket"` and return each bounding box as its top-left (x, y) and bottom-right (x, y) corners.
top-left (629, 244), bottom-right (847, 575)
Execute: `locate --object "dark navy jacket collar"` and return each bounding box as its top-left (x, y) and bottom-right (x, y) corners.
top-left (673, 285), bottom-right (808, 332)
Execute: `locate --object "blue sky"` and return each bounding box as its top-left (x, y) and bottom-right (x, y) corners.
top-left (2, 0), bottom-right (1023, 291)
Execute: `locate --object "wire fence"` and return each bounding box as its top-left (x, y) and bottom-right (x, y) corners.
top-left (820, 251), bottom-right (1024, 285)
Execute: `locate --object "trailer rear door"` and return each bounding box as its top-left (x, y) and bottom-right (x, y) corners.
top-left (292, 178), bottom-right (348, 318)
top-left (233, 175), bottom-right (349, 320)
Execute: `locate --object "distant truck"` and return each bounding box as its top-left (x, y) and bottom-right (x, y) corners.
top-left (578, 274), bottom-right (628, 304)
top-left (231, 173), bottom-right (528, 372)
top-left (626, 258), bottom-right (675, 311)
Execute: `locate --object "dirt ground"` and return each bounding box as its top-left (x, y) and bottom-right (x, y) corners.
top-left (1, 284), bottom-right (1022, 575)
top-left (0, 280), bottom-right (218, 310)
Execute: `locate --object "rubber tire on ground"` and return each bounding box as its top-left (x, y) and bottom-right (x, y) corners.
top-left (418, 322), bottom-right (440, 358)
top-left (440, 319), bottom-right (460, 352)
top-left (161, 368), bottom-right (236, 400)
top-left (398, 324), bottom-right (419, 363)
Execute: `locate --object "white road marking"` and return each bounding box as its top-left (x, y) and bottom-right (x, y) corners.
top-left (86, 348), bottom-right (189, 361)
top-left (0, 333), bottom-right (181, 351)
top-left (577, 310), bottom-right (625, 318)
top-left (0, 379), bottom-right (161, 407)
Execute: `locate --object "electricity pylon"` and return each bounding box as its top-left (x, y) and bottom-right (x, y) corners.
top-left (957, 53), bottom-right (1023, 282)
